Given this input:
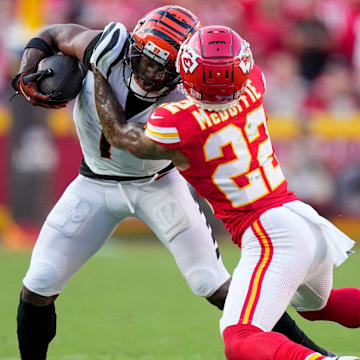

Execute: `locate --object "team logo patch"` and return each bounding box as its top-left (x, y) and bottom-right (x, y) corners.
top-left (144, 41), bottom-right (170, 63)
top-left (180, 44), bottom-right (200, 74)
top-left (237, 40), bottom-right (254, 75)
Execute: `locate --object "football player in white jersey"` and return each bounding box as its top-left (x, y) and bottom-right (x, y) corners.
top-left (12, 5), bottom-right (334, 359)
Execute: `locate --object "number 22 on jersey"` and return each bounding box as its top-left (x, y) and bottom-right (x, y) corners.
top-left (203, 105), bottom-right (285, 208)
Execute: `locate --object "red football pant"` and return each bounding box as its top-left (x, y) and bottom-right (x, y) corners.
top-left (223, 324), bottom-right (325, 360)
top-left (299, 287), bottom-right (360, 328)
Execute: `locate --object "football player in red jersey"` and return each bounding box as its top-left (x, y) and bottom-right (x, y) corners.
top-left (12, 7), bottom-right (334, 360)
top-left (93, 25), bottom-right (360, 360)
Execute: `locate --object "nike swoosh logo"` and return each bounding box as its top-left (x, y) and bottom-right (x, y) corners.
top-left (19, 83), bottom-right (31, 102)
top-left (150, 113), bottom-right (163, 120)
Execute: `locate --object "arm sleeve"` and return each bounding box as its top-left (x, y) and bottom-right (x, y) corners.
top-left (89, 22), bottom-right (128, 78)
top-left (145, 107), bottom-right (181, 149)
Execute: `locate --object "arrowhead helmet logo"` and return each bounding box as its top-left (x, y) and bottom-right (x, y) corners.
top-left (180, 44), bottom-right (200, 74)
top-left (238, 40), bottom-right (254, 75)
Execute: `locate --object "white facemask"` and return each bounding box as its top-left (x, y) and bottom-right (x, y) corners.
top-left (129, 75), bottom-right (170, 102)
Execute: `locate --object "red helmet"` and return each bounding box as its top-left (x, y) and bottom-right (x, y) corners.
top-left (176, 25), bottom-right (254, 110)
top-left (125, 5), bottom-right (200, 101)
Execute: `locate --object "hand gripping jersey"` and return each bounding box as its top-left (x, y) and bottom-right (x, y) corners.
top-left (74, 22), bottom-right (185, 177)
top-left (146, 65), bottom-right (298, 245)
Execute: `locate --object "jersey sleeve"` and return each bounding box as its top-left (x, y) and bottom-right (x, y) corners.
top-left (83, 33), bottom-right (102, 70)
top-left (250, 64), bottom-right (266, 95)
top-left (90, 22), bottom-right (128, 78)
top-left (145, 106), bottom-right (181, 149)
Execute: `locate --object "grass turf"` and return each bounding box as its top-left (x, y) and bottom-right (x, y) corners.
top-left (0, 238), bottom-right (359, 359)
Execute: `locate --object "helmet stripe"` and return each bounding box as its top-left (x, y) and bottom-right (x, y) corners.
top-left (142, 28), bottom-right (180, 50)
top-left (154, 10), bottom-right (196, 30)
top-left (165, 7), bottom-right (197, 23)
top-left (147, 19), bottom-right (187, 39)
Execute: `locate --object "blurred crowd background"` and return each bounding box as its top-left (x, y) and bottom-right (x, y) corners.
top-left (1, 0), bottom-right (360, 249)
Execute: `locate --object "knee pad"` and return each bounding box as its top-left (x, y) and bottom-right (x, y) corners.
top-left (23, 261), bottom-right (63, 296)
top-left (184, 267), bottom-right (221, 297)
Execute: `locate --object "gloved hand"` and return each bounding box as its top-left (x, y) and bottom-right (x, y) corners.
top-left (11, 69), bottom-right (68, 109)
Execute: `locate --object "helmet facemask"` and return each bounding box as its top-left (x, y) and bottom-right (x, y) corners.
top-left (177, 26), bottom-right (254, 111)
top-left (122, 5), bottom-right (200, 102)
top-left (123, 37), bottom-right (180, 102)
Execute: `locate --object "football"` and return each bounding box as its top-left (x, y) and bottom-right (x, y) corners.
top-left (37, 54), bottom-right (86, 103)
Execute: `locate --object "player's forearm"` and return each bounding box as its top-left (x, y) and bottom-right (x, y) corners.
top-left (17, 25), bottom-right (60, 74)
top-left (93, 66), bottom-right (137, 149)
top-left (93, 66), bottom-right (174, 160)
top-left (18, 48), bottom-right (47, 74)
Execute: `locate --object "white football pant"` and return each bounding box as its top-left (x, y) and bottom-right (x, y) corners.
top-left (23, 170), bottom-right (230, 297)
top-left (220, 200), bottom-right (355, 334)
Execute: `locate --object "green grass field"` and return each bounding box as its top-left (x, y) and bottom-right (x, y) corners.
top-left (0, 238), bottom-right (359, 359)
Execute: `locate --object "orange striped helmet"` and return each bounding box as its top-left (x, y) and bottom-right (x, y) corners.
top-left (124, 5), bottom-right (200, 101)
top-left (132, 5), bottom-right (200, 68)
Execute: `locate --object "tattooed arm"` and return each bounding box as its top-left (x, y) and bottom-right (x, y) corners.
top-left (93, 66), bottom-right (174, 160)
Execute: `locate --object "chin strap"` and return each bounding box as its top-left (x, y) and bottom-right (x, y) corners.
top-left (128, 75), bottom-right (166, 102)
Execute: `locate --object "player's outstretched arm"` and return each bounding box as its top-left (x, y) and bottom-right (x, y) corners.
top-left (93, 66), bottom-right (174, 161)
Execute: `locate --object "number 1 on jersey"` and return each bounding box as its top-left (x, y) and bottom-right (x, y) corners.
top-left (100, 131), bottom-right (111, 158)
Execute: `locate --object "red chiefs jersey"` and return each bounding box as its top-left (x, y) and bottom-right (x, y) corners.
top-left (145, 65), bottom-right (298, 246)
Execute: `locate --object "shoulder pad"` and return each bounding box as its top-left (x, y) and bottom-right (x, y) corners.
top-left (90, 22), bottom-right (128, 78)
top-left (250, 64), bottom-right (266, 95)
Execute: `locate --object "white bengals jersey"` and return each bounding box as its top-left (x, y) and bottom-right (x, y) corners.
top-left (73, 22), bottom-right (185, 177)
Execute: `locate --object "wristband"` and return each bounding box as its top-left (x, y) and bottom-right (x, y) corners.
top-left (25, 37), bottom-right (53, 57)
